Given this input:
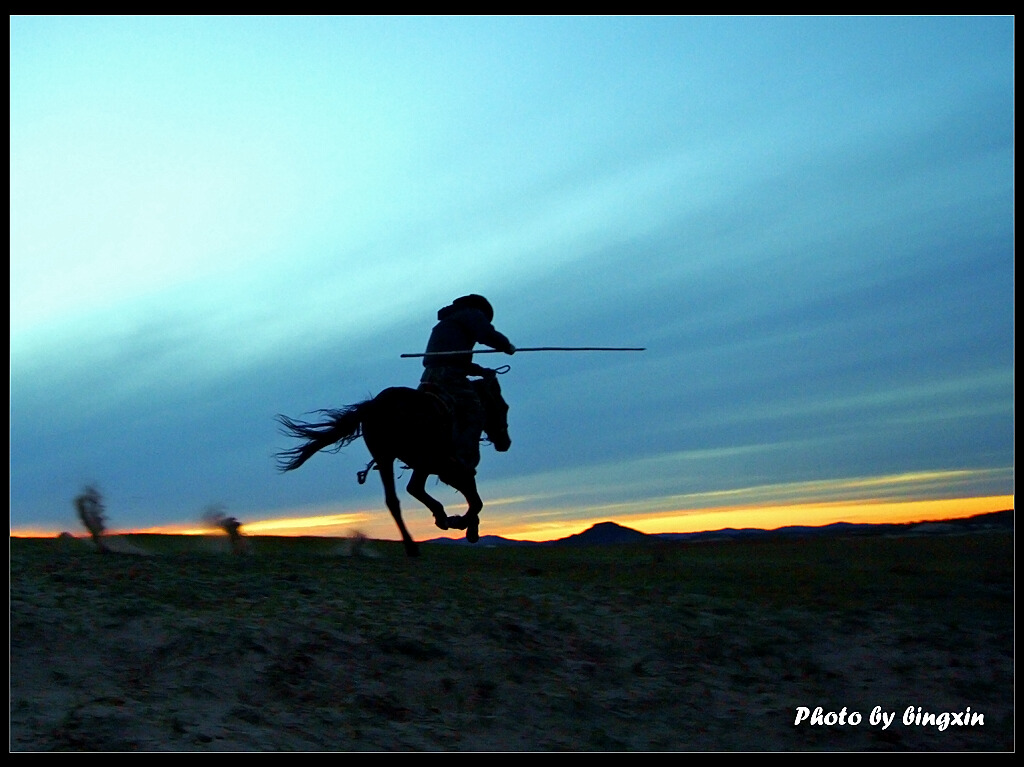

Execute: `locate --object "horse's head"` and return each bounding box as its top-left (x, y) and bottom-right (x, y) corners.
top-left (474, 370), bottom-right (511, 453)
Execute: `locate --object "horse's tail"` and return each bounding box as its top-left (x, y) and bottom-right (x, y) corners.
top-left (274, 402), bottom-right (370, 472)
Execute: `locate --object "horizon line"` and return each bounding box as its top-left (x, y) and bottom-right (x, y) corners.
top-left (10, 496), bottom-right (1014, 542)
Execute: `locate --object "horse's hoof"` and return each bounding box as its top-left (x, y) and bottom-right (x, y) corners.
top-left (433, 515), bottom-right (449, 531)
top-left (446, 515), bottom-right (467, 531)
top-left (466, 521), bottom-right (479, 544)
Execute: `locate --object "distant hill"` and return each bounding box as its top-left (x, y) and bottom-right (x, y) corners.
top-left (426, 534), bottom-right (537, 547)
top-left (545, 521), bottom-right (649, 546)
top-left (423, 521), bottom-right (647, 547)
top-left (661, 508), bottom-right (1014, 543)
top-left (424, 509), bottom-right (1013, 547)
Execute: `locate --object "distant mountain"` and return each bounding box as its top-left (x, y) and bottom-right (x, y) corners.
top-left (426, 534), bottom-right (537, 547)
top-left (423, 509), bottom-right (1013, 548)
top-left (660, 509), bottom-right (1014, 543)
top-left (545, 521), bottom-right (649, 546)
top-left (424, 521), bottom-right (648, 547)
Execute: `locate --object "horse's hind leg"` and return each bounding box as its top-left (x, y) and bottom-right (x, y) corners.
top-left (406, 469), bottom-right (450, 530)
top-left (378, 460), bottom-right (419, 557)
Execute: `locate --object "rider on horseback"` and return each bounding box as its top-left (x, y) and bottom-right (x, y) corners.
top-left (419, 294), bottom-right (515, 476)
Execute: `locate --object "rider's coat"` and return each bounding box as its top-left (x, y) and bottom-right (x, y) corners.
top-left (419, 301), bottom-right (514, 473)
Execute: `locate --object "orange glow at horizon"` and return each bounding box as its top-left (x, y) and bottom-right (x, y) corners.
top-left (493, 495), bottom-right (1015, 541)
top-left (10, 495), bottom-right (1012, 541)
top-left (10, 511), bottom-right (376, 539)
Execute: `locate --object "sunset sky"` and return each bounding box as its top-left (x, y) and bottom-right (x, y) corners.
top-left (10, 16), bottom-right (1014, 542)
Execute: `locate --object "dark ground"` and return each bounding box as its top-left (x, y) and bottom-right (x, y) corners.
top-left (9, 529), bottom-right (1014, 751)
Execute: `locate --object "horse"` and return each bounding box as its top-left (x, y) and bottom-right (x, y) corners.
top-left (275, 367), bottom-right (511, 557)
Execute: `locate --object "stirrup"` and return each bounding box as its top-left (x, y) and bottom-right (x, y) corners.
top-left (357, 459), bottom-right (376, 485)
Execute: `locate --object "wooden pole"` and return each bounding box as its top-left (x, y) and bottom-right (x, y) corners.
top-left (400, 347), bottom-right (646, 358)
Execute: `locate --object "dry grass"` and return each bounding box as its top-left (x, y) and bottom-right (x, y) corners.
top-left (10, 531), bottom-right (1014, 751)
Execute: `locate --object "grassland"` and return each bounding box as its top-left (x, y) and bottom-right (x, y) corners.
top-left (9, 530), bottom-right (1014, 751)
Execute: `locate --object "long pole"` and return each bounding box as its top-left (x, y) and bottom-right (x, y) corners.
top-left (400, 346), bottom-right (646, 358)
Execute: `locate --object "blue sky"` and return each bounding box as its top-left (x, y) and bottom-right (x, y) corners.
top-left (10, 16), bottom-right (1014, 540)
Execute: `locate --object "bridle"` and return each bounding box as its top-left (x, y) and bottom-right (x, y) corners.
top-left (475, 366), bottom-right (510, 441)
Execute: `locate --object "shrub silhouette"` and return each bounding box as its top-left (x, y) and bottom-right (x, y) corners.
top-left (202, 505), bottom-right (248, 555)
top-left (73, 485), bottom-right (108, 553)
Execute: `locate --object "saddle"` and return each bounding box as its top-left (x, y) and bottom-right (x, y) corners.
top-left (417, 381), bottom-right (480, 476)
top-left (357, 385), bottom-right (457, 486)
top-left (417, 381), bottom-right (456, 418)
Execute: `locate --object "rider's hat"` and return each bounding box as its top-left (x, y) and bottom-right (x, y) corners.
top-left (453, 294), bottom-right (494, 322)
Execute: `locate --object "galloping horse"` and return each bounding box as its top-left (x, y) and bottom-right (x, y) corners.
top-left (275, 368), bottom-right (510, 557)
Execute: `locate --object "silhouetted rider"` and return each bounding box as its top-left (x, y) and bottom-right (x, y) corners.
top-left (419, 294), bottom-right (515, 474)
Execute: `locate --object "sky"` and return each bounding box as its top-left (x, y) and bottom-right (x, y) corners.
top-left (10, 16), bottom-right (1014, 542)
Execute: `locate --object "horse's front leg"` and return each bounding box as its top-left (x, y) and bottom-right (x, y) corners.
top-left (406, 469), bottom-right (450, 530)
top-left (456, 475), bottom-right (484, 544)
top-left (378, 459), bottom-right (419, 557)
